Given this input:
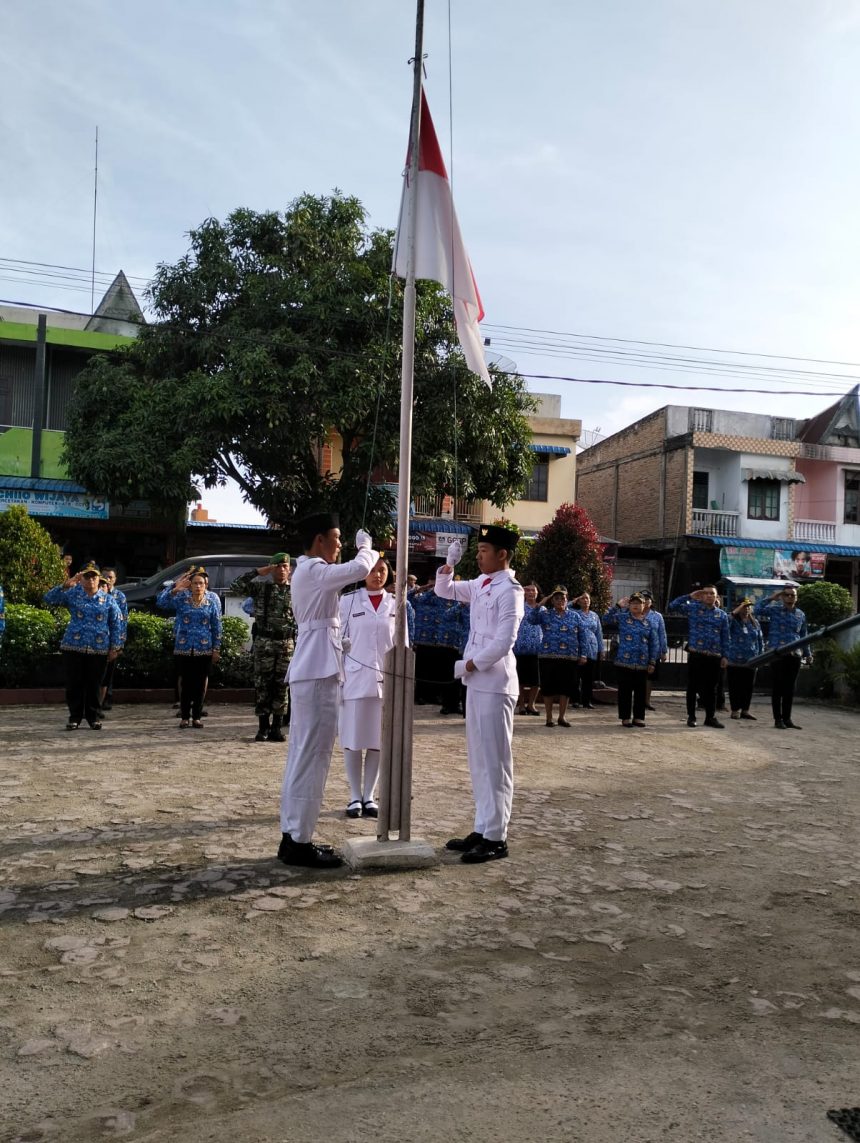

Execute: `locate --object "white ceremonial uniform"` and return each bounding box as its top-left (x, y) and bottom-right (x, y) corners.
top-left (339, 588), bottom-right (401, 750)
top-left (435, 566), bottom-right (524, 841)
top-left (280, 543), bottom-right (377, 841)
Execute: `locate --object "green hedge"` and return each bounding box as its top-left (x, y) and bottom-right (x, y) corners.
top-left (0, 608), bottom-right (253, 689)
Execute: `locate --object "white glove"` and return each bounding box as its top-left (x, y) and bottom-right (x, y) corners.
top-left (356, 529), bottom-right (372, 550)
top-left (453, 660), bottom-right (467, 679)
top-left (341, 637), bottom-right (352, 653)
top-left (446, 540), bottom-right (463, 566)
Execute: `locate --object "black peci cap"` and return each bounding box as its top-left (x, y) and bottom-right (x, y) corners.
top-left (477, 523), bottom-right (519, 551)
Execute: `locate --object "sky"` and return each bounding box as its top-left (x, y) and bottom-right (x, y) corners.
top-left (3, 0), bottom-right (860, 524)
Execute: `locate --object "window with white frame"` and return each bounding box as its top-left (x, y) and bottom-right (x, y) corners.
top-left (845, 471), bottom-right (860, 525)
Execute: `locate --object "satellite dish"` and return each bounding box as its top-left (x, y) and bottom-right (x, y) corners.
top-left (485, 351), bottom-right (517, 375)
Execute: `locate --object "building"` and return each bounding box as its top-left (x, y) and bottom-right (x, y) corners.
top-left (575, 392), bottom-right (860, 607)
top-left (0, 276), bottom-right (185, 578)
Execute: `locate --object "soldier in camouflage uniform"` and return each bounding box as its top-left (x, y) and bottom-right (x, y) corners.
top-left (231, 553), bottom-right (297, 742)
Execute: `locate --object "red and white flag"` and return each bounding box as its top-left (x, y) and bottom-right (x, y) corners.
top-left (394, 91), bottom-right (491, 386)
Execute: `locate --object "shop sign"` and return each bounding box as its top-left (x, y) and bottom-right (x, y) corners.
top-left (719, 546), bottom-right (826, 580)
top-left (0, 486), bottom-right (109, 520)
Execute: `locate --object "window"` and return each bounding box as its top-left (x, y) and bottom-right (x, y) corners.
top-left (770, 417), bottom-right (796, 441)
top-left (689, 408), bottom-right (713, 433)
top-left (692, 471), bottom-right (710, 510)
top-left (747, 479), bottom-right (780, 521)
top-left (845, 471), bottom-right (860, 525)
top-left (523, 459), bottom-right (549, 502)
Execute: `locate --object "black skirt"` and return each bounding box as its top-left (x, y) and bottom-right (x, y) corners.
top-left (538, 656), bottom-right (577, 698)
top-left (515, 653), bottom-right (540, 688)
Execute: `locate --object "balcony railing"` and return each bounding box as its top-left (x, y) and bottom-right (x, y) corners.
top-left (691, 508), bottom-right (739, 537)
top-left (412, 492), bottom-right (483, 523)
top-left (793, 519), bottom-right (837, 543)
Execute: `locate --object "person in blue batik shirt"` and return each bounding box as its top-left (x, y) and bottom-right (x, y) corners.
top-left (99, 568), bottom-right (128, 713)
top-left (157, 569), bottom-right (222, 728)
top-left (604, 593), bottom-right (659, 727)
top-left (755, 585), bottom-right (810, 730)
top-left (726, 598), bottom-right (765, 721)
top-left (44, 563), bottom-right (122, 731)
top-left (569, 592), bottom-right (604, 709)
top-left (0, 582), bottom-right (5, 653)
top-left (514, 583), bottom-right (543, 715)
top-left (528, 585), bottom-right (584, 727)
top-left (668, 586), bottom-right (730, 729)
top-left (640, 591), bottom-right (667, 711)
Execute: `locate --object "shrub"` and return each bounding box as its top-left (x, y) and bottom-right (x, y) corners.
top-left (836, 642), bottom-right (860, 703)
top-left (456, 519), bottom-right (533, 581)
top-left (0, 603), bottom-right (61, 686)
top-left (796, 581), bottom-right (853, 631)
top-left (212, 616), bottom-right (254, 687)
top-left (115, 612), bottom-right (175, 685)
top-left (803, 637), bottom-right (841, 700)
top-left (0, 505), bottom-right (65, 605)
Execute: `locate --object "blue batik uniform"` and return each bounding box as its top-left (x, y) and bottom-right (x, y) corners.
top-left (604, 607), bottom-right (659, 669)
top-left (727, 616), bottom-right (765, 665)
top-left (44, 583), bottom-right (122, 653)
top-left (646, 609), bottom-right (668, 656)
top-left (106, 588), bottom-right (128, 646)
top-left (527, 606), bottom-right (582, 658)
top-left (668, 595), bottom-right (730, 658)
top-left (0, 583), bottom-right (5, 646)
top-left (754, 600), bottom-right (809, 653)
top-left (156, 588), bottom-right (222, 654)
top-left (513, 610), bottom-right (543, 656)
top-left (571, 609), bottom-right (604, 661)
top-left (412, 591), bottom-right (464, 650)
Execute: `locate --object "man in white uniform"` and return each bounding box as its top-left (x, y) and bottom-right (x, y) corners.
top-left (435, 524), bottom-right (524, 863)
top-left (278, 512), bottom-right (377, 868)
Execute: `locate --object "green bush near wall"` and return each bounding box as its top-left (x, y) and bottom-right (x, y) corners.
top-left (0, 608), bottom-right (253, 689)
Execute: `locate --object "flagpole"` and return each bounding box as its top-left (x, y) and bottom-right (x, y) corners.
top-left (378, 0), bottom-right (424, 843)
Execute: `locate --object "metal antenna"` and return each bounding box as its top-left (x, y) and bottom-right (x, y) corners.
top-left (90, 126), bottom-right (99, 313)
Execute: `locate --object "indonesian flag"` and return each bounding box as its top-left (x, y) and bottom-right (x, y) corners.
top-left (394, 91), bottom-right (491, 386)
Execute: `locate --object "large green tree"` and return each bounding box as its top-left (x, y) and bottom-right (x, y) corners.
top-left (63, 193), bottom-right (536, 541)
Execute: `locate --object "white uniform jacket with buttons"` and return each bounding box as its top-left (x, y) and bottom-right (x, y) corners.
top-left (287, 548), bottom-right (377, 684)
top-left (434, 567), bottom-right (524, 696)
top-left (339, 589), bottom-right (405, 701)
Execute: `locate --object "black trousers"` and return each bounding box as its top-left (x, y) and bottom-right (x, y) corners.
top-left (176, 654), bottom-right (212, 719)
top-left (64, 651), bottom-right (107, 725)
top-left (574, 658), bottom-right (595, 706)
top-left (101, 656), bottom-right (118, 699)
top-left (687, 652), bottom-right (722, 720)
top-left (727, 665), bottom-right (756, 713)
top-left (616, 665), bottom-right (647, 721)
top-left (771, 655), bottom-right (801, 722)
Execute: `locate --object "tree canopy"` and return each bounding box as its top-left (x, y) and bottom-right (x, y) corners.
top-left (524, 502), bottom-right (612, 613)
top-left (63, 193), bottom-right (536, 541)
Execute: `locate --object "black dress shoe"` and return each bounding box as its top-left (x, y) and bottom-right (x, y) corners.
top-left (774, 720), bottom-right (787, 730)
top-left (88, 721), bottom-right (103, 731)
top-left (704, 717), bottom-right (724, 728)
top-left (645, 704), bottom-right (656, 712)
top-left (686, 717), bottom-right (697, 727)
top-left (445, 831), bottom-right (483, 852)
top-left (277, 834), bottom-right (343, 868)
top-left (784, 720), bottom-right (802, 730)
top-left (740, 712), bottom-right (757, 720)
top-left (461, 839), bottom-right (508, 864)
top-left (65, 721), bottom-right (80, 731)
top-left (362, 800), bottom-right (379, 818)
top-left (346, 800), bottom-right (362, 819)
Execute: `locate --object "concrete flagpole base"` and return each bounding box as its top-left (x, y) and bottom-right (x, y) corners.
top-left (341, 836), bottom-right (438, 871)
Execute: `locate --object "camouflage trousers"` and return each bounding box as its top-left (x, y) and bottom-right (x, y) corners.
top-left (253, 637), bottom-right (291, 717)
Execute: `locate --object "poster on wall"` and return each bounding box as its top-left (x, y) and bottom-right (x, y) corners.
top-left (772, 549), bottom-right (826, 580)
top-left (719, 546), bottom-right (774, 578)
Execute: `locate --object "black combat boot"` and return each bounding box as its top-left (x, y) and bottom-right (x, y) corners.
top-left (267, 715), bottom-right (286, 743)
top-left (255, 715), bottom-right (270, 742)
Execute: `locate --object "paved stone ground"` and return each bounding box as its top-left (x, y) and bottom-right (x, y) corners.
top-left (1, 695), bottom-right (859, 1143)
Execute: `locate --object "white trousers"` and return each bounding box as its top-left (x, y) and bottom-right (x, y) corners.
top-left (280, 676), bottom-right (339, 842)
top-left (464, 690), bottom-right (516, 842)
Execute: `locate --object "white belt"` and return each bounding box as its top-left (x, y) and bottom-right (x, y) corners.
top-left (301, 618), bottom-right (340, 632)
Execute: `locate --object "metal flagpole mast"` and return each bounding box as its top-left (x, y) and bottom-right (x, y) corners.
top-left (378, 0), bottom-right (424, 843)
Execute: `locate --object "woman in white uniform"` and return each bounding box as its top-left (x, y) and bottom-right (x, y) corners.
top-left (339, 558), bottom-right (412, 819)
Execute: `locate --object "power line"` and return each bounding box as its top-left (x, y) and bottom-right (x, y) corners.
top-left (508, 370), bottom-right (849, 397)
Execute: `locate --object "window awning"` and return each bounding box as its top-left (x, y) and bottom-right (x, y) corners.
top-left (742, 468), bottom-right (805, 484)
top-left (694, 535), bottom-right (860, 557)
top-left (408, 517), bottom-right (474, 535)
top-left (529, 444), bottom-right (571, 457)
top-left (0, 475), bottom-right (88, 493)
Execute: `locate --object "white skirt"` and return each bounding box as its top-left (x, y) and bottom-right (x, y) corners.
top-left (339, 697), bottom-right (382, 751)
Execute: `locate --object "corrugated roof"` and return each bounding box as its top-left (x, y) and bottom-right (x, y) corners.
top-left (529, 443), bottom-right (571, 456)
top-left (0, 476), bottom-right (87, 493)
top-left (409, 517), bottom-right (475, 535)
